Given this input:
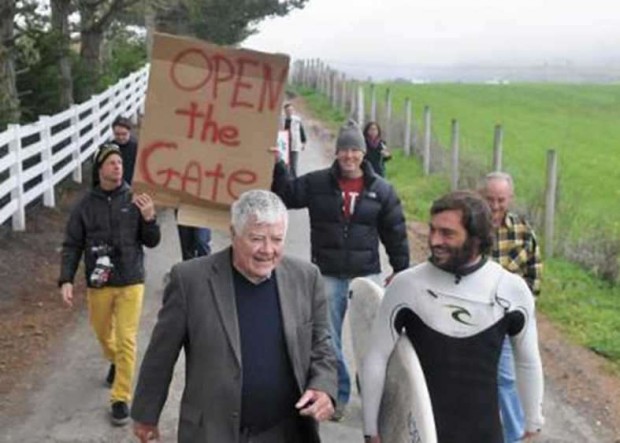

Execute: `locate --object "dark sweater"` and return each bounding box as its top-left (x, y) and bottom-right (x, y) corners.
top-left (117, 138), bottom-right (138, 185)
top-left (233, 268), bottom-right (299, 431)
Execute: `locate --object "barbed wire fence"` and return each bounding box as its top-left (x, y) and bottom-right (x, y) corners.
top-left (289, 58), bottom-right (620, 282)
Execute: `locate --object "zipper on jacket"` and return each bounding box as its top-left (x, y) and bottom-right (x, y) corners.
top-left (343, 222), bottom-right (351, 276)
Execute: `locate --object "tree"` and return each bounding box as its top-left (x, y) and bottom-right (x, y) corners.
top-left (51, 0), bottom-right (74, 109)
top-left (151, 0), bottom-right (308, 47)
top-left (0, 0), bottom-right (20, 128)
top-left (77, 0), bottom-right (141, 99)
top-left (191, 0), bottom-right (308, 45)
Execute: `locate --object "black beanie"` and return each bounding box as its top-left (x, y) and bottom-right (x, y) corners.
top-left (92, 143), bottom-right (122, 188)
top-left (94, 143), bottom-right (122, 170)
top-left (335, 120), bottom-right (366, 153)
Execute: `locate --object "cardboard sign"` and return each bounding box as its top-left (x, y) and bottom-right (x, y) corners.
top-left (134, 33), bottom-right (290, 229)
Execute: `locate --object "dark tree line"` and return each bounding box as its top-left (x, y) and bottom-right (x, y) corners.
top-left (0, 0), bottom-right (307, 130)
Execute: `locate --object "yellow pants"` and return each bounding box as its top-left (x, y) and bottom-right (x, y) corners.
top-left (87, 284), bottom-right (144, 403)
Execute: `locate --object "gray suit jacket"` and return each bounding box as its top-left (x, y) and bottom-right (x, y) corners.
top-left (131, 248), bottom-right (337, 443)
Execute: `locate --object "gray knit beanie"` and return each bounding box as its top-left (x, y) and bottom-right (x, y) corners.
top-left (335, 120), bottom-right (366, 153)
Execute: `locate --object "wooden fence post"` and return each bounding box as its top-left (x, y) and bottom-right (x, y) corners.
top-left (385, 88), bottom-right (392, 143)
top-left (451, 119), bottom-right (460, 190)
top-left (70, 104), bottom-right (83, 183)
top-left (544, 149), bottom-right (558, 258)
top-left (340, 74), bottom-right (347, 111)
top-left (330, 71), bottom-right (338, 107)
top-left (493, 124), bottom-right (503, 171)
top-left (38, 115), bottom-right (56, 207)
top-left (370, 84), bottom-right (377, 121)
top-left (349, 80), bottom-right (357, 116)
top-left (8, 124), bottom-right (26, 231)
top-left (357, 84), bottom-right (365, 126)
top-left (404, 98), bottom-right (412, 156)
top-left (423, 105), bottom-right (432, 175)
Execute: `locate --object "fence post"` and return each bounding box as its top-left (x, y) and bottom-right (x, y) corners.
top-left (451, 119), bottom-right (460, 190)
top-left (370, 84), bottom-right (377, 121)
top-left (70, 104), bottom-right (83, 183)
top-left (314, 60), bottom-right (320, 91)
top-left (8, 124), bottom-right (26, 231)
top-left (544, 149), bottom-right (558, 259)
top-left (300, 60), bottom-right (306, 88)
top-left (423, 105), bottom-right (432, 175)
top-left (130, 75), bottom-right (140, 125)
top-left (404, 98), bottom-right (412, 156)
top-left (340, 75), bottom-right (347, 111)
top-left (349, 80), bottom-right (357, 116)
top-left (385, 88), bottom-right (392, 143)
top-left (329, 70), bottom-right (336, 108)
top-left (357, 84), bottom-right (365, 126)
top-left (493, 124), bottom-right (503, 171)
top-left (136, 68), bottom-right (148, 124)
top-left (38, 115), bottom-right (56, 207)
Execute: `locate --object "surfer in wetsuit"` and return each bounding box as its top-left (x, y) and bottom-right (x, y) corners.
top-left (361, 191), bottom-right (544, 443)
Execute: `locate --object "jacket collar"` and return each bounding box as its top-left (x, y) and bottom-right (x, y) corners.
top-left (90, 182), bottom-right (130, 199)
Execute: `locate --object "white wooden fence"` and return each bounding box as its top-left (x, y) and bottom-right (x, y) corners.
top-left (0, 65), bottom-right (149, 231)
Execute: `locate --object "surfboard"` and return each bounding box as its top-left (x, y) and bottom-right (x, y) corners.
top-left (348, 277), bottom-right (384, 374)
top-left (349, 277), bottom-right (438, 443)
top-left (379, 333), bottom-right (437, 443)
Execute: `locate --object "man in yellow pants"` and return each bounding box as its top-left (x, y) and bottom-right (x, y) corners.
top-left (58, 143), bottom-right (161, 426)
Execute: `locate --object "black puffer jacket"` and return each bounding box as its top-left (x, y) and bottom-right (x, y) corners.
top-left (59, 183), bottom-right (161, 288)
top-left (272, 160), bottom-right (409, 278)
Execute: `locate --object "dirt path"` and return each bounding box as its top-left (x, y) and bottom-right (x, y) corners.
top-left (0, 96), bottom-right (619, 442)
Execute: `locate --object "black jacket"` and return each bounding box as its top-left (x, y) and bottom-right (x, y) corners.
top-left (364, 139), bottom-right (390, 177)
top-left (272, 160), bottom-right (409, 278)
top-left (118, 137), bottom-right (139, 185)
top-left (59, 183), bottom-right (161, 288)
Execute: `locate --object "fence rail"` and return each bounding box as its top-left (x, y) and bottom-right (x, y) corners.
top-left (0, 65), bottom-right (149, 231)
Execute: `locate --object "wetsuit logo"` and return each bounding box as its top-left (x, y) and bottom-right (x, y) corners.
top-left (445, 304), bottom-right (476, 326)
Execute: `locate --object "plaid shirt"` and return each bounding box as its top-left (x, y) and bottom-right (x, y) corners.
top-left (491, 212), bottom-right (542, 296)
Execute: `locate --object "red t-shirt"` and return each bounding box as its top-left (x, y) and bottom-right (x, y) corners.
top-left (338, 176), bottom-right (364, 219)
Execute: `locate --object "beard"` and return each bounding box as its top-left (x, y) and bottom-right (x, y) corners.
top-left (429, 237), bottom-right (478, 274)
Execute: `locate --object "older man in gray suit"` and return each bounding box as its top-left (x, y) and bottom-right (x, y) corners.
top-left (131, 190), bottom-right (337, 443)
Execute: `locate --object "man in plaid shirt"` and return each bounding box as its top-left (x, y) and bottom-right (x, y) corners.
top-left (483, 171), bottom-right (542, 443)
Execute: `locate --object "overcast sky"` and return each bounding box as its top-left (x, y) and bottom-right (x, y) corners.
top-left (243, 0), bottom-right (620, 73)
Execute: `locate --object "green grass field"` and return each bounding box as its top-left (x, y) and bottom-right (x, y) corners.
top-left (297, 85), bottom-right (620, 370)
top-left (369, 83), bottom-right (620, 243)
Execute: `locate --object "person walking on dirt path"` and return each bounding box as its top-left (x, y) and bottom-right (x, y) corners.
top-left (363, 121), bottom-right (391, 178)
top-left (131, 190), bottom-right (337, 443)
top-left (111, 116), bottom-right (138, 186)
top-left (282, 102), bottom-right (307, 179)
top-left (271, 119), bottom-right (410, 421)
top-left (58, 143), bottom-right (161, 427)
top-left (91, 117), bottom-right (138, 188)
top-left (483, 171), bottom-right (543, 443)
top-left (361, 191), bottom-right (544, 443)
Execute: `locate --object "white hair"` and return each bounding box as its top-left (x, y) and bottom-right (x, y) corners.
top-left (485, 171), bottom-right (514, 193)
top-left (231, 190), bottom-right (288, 233)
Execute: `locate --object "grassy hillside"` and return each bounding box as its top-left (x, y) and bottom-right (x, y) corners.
top-left (369, 83), bottom-right (620, 245)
